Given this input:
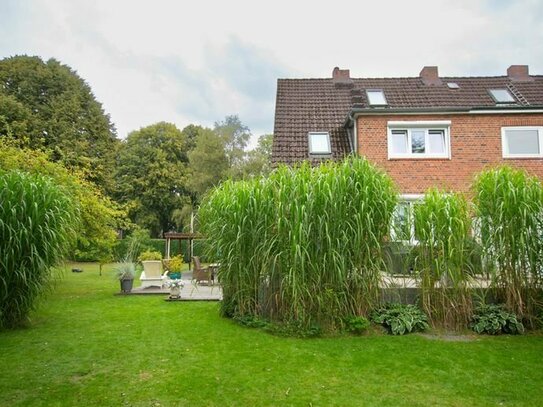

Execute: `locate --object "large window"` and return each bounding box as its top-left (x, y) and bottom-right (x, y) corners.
top-left (388, 121), bottom-right (450, 159)
top-left (501, 127), bottom-right (543, 158)
top-left (308, 132), bottom-right (331, 155)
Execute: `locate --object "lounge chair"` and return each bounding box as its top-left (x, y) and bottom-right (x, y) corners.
top-left (140, 260), bottom-right (166, 289)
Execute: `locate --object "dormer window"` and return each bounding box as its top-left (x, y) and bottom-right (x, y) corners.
top-left (489, 89), bottom-right (515, 104)
top-left (366, 90), bottom-right (387, 106)
top-left (308, 132), bottom-right (331, 155)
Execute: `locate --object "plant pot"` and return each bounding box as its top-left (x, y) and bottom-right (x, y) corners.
top-left (120, 278), bottom-right (134, 293)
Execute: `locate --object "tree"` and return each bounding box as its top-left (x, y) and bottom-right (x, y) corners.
top-left (213, 115), bottom-right (251, 178)
top-left (0, 55), bottom-right (119, 193)
top-left (241, 134), bottom-right (273, 178)
top-left (115, 122), bottom-right (190, 237)
top-left (188, 127), bottom-right (229, 199)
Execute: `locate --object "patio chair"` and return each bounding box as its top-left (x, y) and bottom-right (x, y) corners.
top-left (140, 260), bottom-right (167, 289)
top-left (192, 256), bottom-right (212, 285)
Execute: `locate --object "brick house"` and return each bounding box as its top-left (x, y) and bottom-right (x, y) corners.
top-left (271, 65), bottom-right (543, 196)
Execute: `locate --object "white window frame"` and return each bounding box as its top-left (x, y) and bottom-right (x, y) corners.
top-left (308, 131), bottom-right (331, 155)
top-left (390, 194), bottom-right (423, 245)
top-left (387, 121), bottom-right (451, 159)
top-left (501, 126), bottom-right (543, 158)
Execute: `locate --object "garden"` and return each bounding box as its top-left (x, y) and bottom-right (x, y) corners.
top-left (1, 156), bottom-right (543, 406)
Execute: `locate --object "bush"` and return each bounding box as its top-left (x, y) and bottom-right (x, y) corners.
top-left (0, 170), bottom-right (77, 329)
top-left (470, 304), bottom-right (524, 335)
top-left (371, 303), bottom-right (429, 335)
top-left (343, 316), bottom-right (370, 335)
top-left (138, 250), bottom-right (162, 261)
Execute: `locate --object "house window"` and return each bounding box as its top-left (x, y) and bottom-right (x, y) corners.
top-left (366, 90), bottom-right (387, 106)
top-left (387, 121), bottom-right (450, 159)
top-left (308, 132), bottom-right (331, 155)
top-left (501, 127), bottom-right (543, 158)
top-left (489, 89), bottom-right (515, 104)
top-left (391, 195), bottom-right (423, 244)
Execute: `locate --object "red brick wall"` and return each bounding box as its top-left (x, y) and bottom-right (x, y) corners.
top-left (357, 114), bottom-right (543, 194)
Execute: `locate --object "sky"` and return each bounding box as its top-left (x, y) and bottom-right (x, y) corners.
top-left (1, 0), bottom-right (542, 146)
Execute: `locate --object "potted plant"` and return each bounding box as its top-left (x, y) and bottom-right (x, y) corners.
top-left (115, 261), bottom-right (136, 293)
top-left (138, 250), bottom-right (163, 277)
top-left (166, 279), bottom-right (184, 299)
top-left (163, 255), bottom-right (184, 280)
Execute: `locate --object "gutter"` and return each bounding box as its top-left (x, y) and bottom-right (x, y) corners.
top-left (345, 105), bottom-right (543, 124)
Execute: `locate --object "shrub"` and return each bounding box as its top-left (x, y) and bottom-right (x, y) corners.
top-left (470, 304), bottom-right (524, 335)
top-left (0, 170), bottom-right (77, 329)
top-left (371, 303), bottom-right (429, 335)
top-left (200, 157), bottom-right (397, 333)
top-left (473, 166), bottom-right (543, 327)
top-left (138, 250), bottom-right (162, 261)
top-left (343, 316), bottom-right (370, 335)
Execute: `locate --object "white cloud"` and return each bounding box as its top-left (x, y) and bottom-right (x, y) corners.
top-left (1, 0), bottom-right (542, 142)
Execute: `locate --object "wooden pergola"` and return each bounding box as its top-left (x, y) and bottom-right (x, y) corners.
top-left (163, 232), bottom-right (204, 270)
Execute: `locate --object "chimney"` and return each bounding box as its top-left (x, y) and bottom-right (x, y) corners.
top-left (507, 65), bottom-right (532, 82)
top-left (332, 67), bottom-right (350, 81)
top-left (420, 66), bottom-right (442, 86)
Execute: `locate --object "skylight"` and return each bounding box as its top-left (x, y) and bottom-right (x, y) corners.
top-left (366, 90), bottom-right (387, 106)
top-left (489, 89), bottom-right (515, 103)
top-left (447, 82), bottom-right (459, 89)
top-left (308, 132), bottom-right (331, 155)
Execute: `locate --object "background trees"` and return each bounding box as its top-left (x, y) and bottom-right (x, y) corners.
top-left (114, 122), bottom-right (191, 236)
top-left (0, 55), bottom-right (118, 193)
top-left (0, 54), bottom-right (273, 242)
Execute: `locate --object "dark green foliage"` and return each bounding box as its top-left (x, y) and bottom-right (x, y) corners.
top-left (473, 166), bottom-right (543, 327)
top-left (200, 157), bottom-right (398, 333)
top-left (114, 122), bottom-right (192, 236)
top-left (343, 316), bottom-right (370, 334)
top-left (0, 171), bottom-right (77, 328)
top-left (0, 55), bottom-right (118, 192)
top-left (371, 303), bottom-right (429, 335)
top-left (470, 304), bottom-right (524, 335)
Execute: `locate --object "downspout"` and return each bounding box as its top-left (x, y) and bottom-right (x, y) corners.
top-left (347, 112), bottom-right (358, 156)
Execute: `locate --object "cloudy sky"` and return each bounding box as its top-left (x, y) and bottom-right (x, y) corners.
top-left (1, 0), bottom-right (542, 145)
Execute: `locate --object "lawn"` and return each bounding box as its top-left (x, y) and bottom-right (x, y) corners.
top-left (0, 263), bottom-right (542, 406)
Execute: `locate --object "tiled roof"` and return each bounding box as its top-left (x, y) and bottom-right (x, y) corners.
top-left (272, 73), bottom-right (543, 165)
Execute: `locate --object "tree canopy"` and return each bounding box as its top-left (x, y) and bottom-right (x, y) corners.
top-left (0, 55), bottom-right (118, 192)
top-left (114, 122), bottom-right (191, 237)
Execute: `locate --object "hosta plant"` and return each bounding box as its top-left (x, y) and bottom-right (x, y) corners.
top-left (371, 303), bottom-right (429, 335)
top-left (470, 304), bottom-right (524, 335)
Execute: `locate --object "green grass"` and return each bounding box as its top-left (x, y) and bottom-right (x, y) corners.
top-left (0, 263), bottom-right (542, 406)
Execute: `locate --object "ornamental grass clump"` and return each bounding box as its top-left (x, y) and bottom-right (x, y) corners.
top-left (413, 189), bottom-right (474, 330)
top-left (0, 171), bottom-right (78, 329)
top-left (473, 167), bottom-right (543, 327)
top-left (199, 157), bottom-right (398, 332)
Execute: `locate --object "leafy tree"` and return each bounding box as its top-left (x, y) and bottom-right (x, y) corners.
top-left (214, 115), bottom-right (251, 177)
top-left (188, 127), bottom-right (229, 199)
top-left (115, 122), bottom-right (190, 237)
top-left (241, 134), bottom-right (273, 178)
top-left (0, 140), bottom-right (124, 263)
top-left (0, 55), bottom-right (118, 192)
